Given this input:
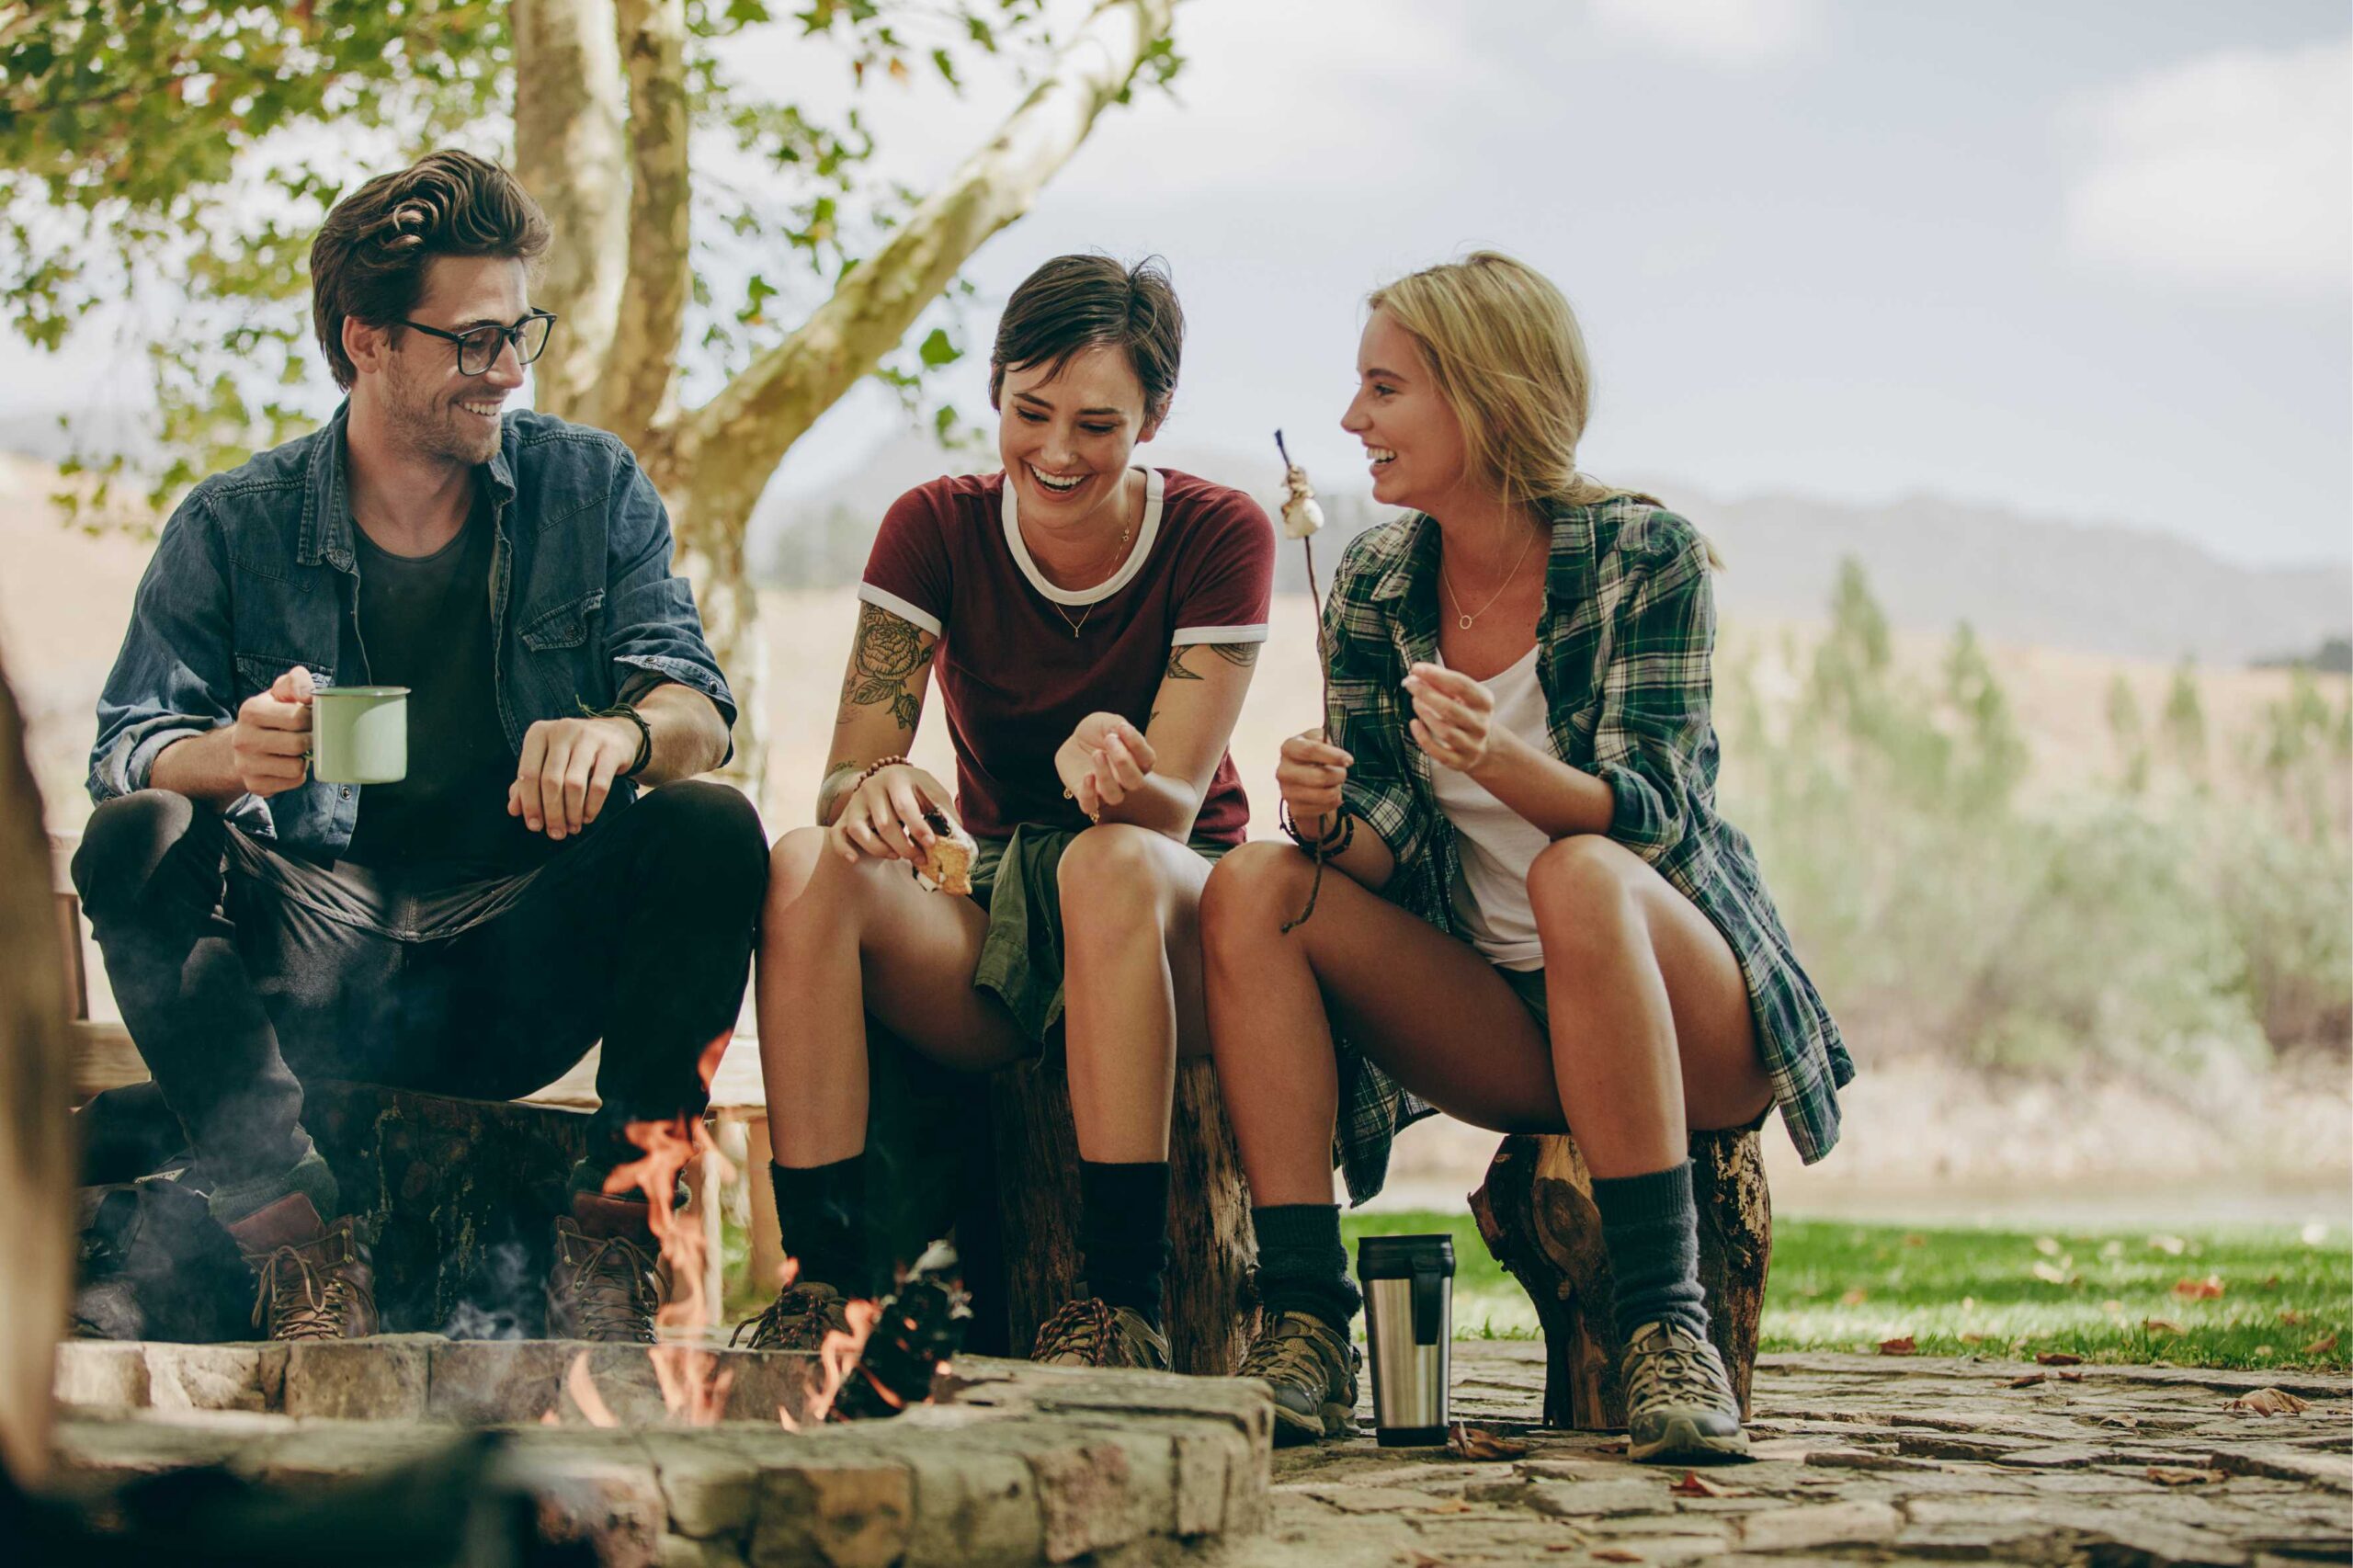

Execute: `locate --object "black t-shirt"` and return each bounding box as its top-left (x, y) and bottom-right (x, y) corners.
top-left (342, 491), bottom-right (551, 875)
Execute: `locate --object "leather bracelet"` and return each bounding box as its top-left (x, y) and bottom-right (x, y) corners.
top-left (581, 701), bottom-right (654, 778)
top-left (1279, 801), bottom-right (1352, 854)
top-left (857, 755), bottom-right (911, 788)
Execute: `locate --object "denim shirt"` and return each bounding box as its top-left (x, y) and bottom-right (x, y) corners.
top-left (87, 403), bottom-right (738, 861)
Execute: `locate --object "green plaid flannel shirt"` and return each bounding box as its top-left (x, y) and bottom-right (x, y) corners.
top-left (1319, 497), bottom-right (1852, 1202)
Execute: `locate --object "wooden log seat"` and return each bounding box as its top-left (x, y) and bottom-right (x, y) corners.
top-left (1469, 1127), bottom-right (1770, 1429)
top-left (983, 1054), bottom-right (1256, 1375)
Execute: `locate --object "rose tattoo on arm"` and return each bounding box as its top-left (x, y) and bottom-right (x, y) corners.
top-left (838, 601), bottom-right (938, 732)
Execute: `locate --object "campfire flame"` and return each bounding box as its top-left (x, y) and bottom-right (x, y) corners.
top-left (576, 1030), bottom-right (738, 1425)
top-left (565, 1349), bottom-right (620, 1428)
top-left (557, 1029), bottom-right (944, 1429)
top-left (806, 1299), bottom-right (884, 1423)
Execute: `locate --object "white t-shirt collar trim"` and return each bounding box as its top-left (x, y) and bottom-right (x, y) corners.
top-left (1001, 465), bottom-right (1165, 607)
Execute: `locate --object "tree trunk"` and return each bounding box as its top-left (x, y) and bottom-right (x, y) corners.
top-left (1469, 1129), bottom-right (1770, 1429)
top-left (986, 1056), bottom-right (1256, 1375)
top-left (510, 0), bottom-right (629, 424)
top-left (671, 515), bottom-right (770, 797)
top-left (0, 640), bottom-right (74, 1485)
top-left (645, 0), bottom-right (1176, 796)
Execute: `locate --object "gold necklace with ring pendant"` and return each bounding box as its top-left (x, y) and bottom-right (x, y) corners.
top-left (1441, 522), bottom-right (1540, 630)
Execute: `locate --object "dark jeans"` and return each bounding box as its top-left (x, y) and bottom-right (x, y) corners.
top-left (73, 781), bottom-right (767, 1193)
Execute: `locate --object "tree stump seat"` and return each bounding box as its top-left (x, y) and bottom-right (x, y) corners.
top-left (1469, 1127), bottom-right (1770, 1429)
top-left (853, 1030), bottom-right (1256, 1374)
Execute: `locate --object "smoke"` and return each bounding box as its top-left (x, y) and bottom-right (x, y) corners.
top-left (440, 1241), bottom-right (534, 1340)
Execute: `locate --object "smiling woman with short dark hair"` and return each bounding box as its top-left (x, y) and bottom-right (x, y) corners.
top-left (739, 255), bottom-right (1276, 1371)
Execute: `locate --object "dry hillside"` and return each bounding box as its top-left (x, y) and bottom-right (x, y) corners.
top-left (5, 455), bottom-right (2338, 835)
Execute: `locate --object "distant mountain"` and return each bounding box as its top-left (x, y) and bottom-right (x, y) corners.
top-left (749, 434), bottom-right (2349, 666)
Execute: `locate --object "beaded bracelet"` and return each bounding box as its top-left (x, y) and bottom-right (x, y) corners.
top-left (857, 755), bottom-right (911, 788)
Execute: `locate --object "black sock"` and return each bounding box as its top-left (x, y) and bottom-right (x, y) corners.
top-left (1591, 1161), bottom-right (1710, 1345)
top-left (772, 1156), bottom-right (870, 1297)
top-left (1078, 1160), bottom-right (1172, 1326)
top-left (1252, 1203), bottom-right (1360, 1332)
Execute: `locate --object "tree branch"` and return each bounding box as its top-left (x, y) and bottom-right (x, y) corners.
top-left (510, 0), bottom-right (629, 424)
top-left (656, 0), bottom-right (1175, 531)
top-left (598, 0), bottom-right (691, 450)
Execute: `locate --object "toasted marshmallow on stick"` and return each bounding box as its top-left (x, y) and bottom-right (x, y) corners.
top-left (1279, 456), bottom-right (1324, 540)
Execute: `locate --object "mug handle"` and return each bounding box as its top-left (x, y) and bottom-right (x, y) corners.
top-left (1411, 1263), bottom-right (1445, 1346)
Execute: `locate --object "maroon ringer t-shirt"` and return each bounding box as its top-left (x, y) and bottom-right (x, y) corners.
top-left (858, 466), bottom-right (1274, 845)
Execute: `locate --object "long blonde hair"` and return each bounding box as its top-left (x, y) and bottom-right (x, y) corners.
top-left (1371, 251), bottom-right (1717, 563)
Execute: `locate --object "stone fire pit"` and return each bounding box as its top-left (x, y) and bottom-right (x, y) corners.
top-left (52, 1337), bottom-right (1274, 1565)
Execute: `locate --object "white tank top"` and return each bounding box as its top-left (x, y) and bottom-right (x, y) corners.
top-left (1428, 645), bottom-right (1554, 971)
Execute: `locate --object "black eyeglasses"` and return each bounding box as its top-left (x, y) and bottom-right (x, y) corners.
top-left (399, 310), bottom-right (558, 377)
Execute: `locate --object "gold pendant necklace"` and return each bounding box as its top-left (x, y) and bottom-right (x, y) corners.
top-left (1440, 524), bottom-right (1540, 630)
top-left (1042, 515), bottom-right (1136, 637)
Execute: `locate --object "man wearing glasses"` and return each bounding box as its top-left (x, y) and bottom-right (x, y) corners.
top-left (74, 151), bottom-right (767, 1344)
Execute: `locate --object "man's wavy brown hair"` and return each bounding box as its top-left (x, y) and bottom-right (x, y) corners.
top-left (309, 149), bottom-right (551, 391)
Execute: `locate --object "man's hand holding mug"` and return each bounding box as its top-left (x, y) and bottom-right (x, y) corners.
top-left (233, 666), bottom-right (316, 798)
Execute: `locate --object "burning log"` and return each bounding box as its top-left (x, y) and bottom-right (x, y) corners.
top-left (827, 1242), bottom-right (971, 1422)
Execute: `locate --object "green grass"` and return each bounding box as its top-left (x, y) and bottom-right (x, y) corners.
top-left (1342, 1210), bottom-right (2353, 1371)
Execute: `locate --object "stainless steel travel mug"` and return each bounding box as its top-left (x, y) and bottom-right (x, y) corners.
top-left (1357, 1233), bottom-right (1455, 1447)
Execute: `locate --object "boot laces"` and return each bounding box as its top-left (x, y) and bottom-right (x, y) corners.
top-left (250, 1232), bottom-right (368, 1341)
top-left (1032, 1298), bottom-right (1120, 1365)
top-left (1626, 1324), bottom-right (1734, 1413)
top-left (1241, 1313), bottom-right (1342, 1393)
top-left (561, 1231), bottom-right (659, 1343)
top-left (733, 1282), bottom-right (842, 1351)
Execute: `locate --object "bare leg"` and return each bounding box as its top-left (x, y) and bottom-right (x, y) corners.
top-left (756, 828), bottom-right (1030, 1168)
top-left (1057, 824), bottom-right (1215, 1164)
top-left (1200, 842), bottom-right (1563, 1208)
top-left (1201, 839), bottom-right (1775, 1194)
top-left (1525, 835), bottom-right (1771, 1179)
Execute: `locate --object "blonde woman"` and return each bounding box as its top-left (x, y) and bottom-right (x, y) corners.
top-left (1201, 253), bottom-right (1849, 1460)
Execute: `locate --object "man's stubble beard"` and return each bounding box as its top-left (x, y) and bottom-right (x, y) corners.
top-left (385, 350), bottom-right (501, 468)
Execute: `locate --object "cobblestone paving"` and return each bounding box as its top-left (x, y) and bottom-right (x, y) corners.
top-left (1229, 1346), bottom-right (2351, 1567)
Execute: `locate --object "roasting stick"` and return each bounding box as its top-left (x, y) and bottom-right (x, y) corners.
top-left (1274, 431), bottom-right (1334, 933)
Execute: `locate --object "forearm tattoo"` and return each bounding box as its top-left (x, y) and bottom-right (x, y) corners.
top-left (1162, 642), bottom-right (1258, 683)
top-left (838, 601), bottom-right (938, 732)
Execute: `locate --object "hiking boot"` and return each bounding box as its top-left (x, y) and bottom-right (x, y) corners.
top-left (1030, 1297), bottom-right (1170, 1370)
top-left (547, 1193), bottom-right (669, 1344)
top-left (225, 1192), bottom-right (379, 1342)
top-left (1239, 1308), bottom-right (1359, 1446)
top-left (1621, 1320), bottom-right (1750, 1463)
top-left (733, 1280), bottom-right (858, 1352)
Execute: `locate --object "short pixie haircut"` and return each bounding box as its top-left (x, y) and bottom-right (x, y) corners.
top-left (310, 150), bottom-right (551, 391)
top-left (988, 255), bottom-right (1184, 426)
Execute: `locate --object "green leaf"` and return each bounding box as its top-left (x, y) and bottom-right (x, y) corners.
top-left (916, 326), bottom-right (960, 368)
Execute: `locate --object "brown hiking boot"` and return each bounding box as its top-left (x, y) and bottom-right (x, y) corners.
top-left (1030, 1297), bottom-right (1170, 1370)
top-left (733, 1280), bottom-right (858, 1352)
top-left (225, 1192), bottom-right (379, 1343)
top-left (1239, 1308), bottom-right (1359, 1446)
top-left (548, 1192), bottom-right (669, 1343)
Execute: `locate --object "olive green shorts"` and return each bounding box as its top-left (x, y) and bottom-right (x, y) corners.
top-left (1498, 962), bottom-right (1551, 1029)
top-left (967, 824), bottom-right (1232, 1051)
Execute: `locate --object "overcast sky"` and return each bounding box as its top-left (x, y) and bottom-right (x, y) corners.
top-left (9, 0), bottom-right (2348, 565)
